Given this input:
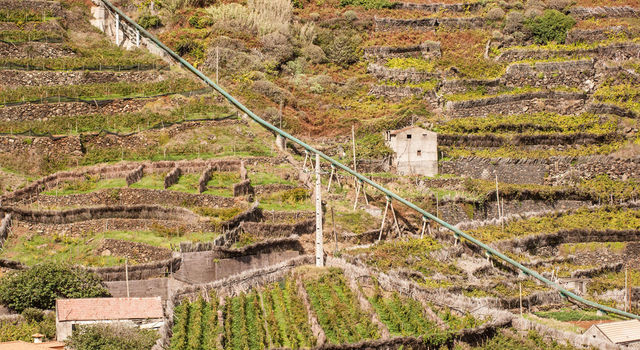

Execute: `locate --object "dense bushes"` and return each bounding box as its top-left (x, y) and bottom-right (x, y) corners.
top-left (138, 14), bottom-right (162, 29)
top-left (0, 263), bottom-right (109, 312)
top-left (339, 0), bottom-right (394, 9)
top-left (524, 10), bottom-right (575, 44)
top-left (67, 324), bottom-right (159, 350)
top-left (0, 312), bottom-right (55, 342)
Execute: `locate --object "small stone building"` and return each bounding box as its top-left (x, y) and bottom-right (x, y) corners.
top-left (55, 297), bottom-right (164, 341)
top-left (384, 126), bottom-right (438, 176)
top-left (583, 319), bottom-right (640, 347)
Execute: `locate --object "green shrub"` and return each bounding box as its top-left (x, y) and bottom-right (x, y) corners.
top-left (138, 14), bottom-right (162, 29)
top-left (339, 0), bottom-right (394, 9)
top-left (319, 32), bottom-right (362, 68)
top-left (524, 10), bottom-right (575, 44)
top-left (66, 324), bottom-right (158, 350)
top-left (0, 263), bottom-right (109, 312)
top-left (188, 14), bottom-right (213, 29)
top-left (0, 313), bottom-right (55, 342)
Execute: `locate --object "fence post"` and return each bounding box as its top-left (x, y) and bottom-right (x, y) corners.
top-left (115, 13), bottom-right (120, 46)
top-left (136, 29), bottom-right (140, 47)
top-left (315, 154), bottom-right (323, 267)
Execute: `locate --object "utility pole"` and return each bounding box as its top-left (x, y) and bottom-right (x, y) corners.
top-left (315, 154), bottom-right (323, 267)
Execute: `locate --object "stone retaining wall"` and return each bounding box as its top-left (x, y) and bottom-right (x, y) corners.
top-left (502, 59), bottom-right (595, 90)
top-left (0, 214), bottom-right (10, 249)
top-left (569, 6), bottom-right (640, 19)
top-left (438, 132), bottom-right (619, 147)
top-left (163, 167), bottom-right (181, 189)
top-left (239, 219), bottom-right (315, 238)
top-left (498, 229), bottom-right (640, 254)
top-left (367, 63), bottom-right (439, 83)
top-left (440, 155), bottom-right (640, 185)
top-left (444, 91), bottom-right (587, 118)
top-left (392, 2), bottom-right (484, 12)
top-left (86, 256), bottom-right (182, 281)
top-left (363, 41), bottom-right (441, 60)
top-left (0, 205), bottom-right (200, 225)
top-left (0, 70), bottom-right (164, 88)
top-left (0, 98), bottom-right (152, 122)
top-left (28, 188), bottom-right (240, 208)
top-left (0, 42), bottom-right (76, 60)
top-left (566, 26), bottom-right (629, 44)
top-left (374, 17), bottom-right (484, 31)
top-left (495, 42), bottom-right (640, 63)
top-left (0, 0), bottom-right (65, 16)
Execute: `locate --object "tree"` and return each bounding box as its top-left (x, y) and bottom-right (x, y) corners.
top-left (525, 10), bottom-right (576, 45)
top-left (0, 263), bottom-right (109, 312)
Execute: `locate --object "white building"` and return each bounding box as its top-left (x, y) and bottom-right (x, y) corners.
top-left (583, 319), bottom-right (640, 347)
top-left (384, 126), bottom-right (438, 176)
top-left (55, 297), bottom-right (164, 341)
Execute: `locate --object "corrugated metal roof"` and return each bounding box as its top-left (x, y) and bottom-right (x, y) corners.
top-left (594, 319), bottom-right (640, 344)
top-left (56, 297), bottom-right (163, 322)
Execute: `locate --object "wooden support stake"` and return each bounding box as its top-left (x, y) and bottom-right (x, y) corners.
top-left (302, 151), bottom-right (308, 172)
top-left (353, 182), bottom-right (361, 210)
top-left (495, 174), bottom-right (500, 220)
top-left (216, 46), bottom-right (219, 85)
top-left (125, 258), bottom-right (130, 298)
top-left (327, 165), bottom-right (334, 191)
top-left (332, 207), bottom-right (337, 253)
top-left (315, 154), bottom-right (323, 267)
top-left (378, 198), bottom-right (389, 242)
top-left (361, 182), bottom-right (369, 205)
top-left (420, 217), bottom-right (427, 239)
top-left (519, 281), bottom-right (523, 317)
top-left (390, 201), bottom-right (401, 237)
top-left (351, 125), bottom-right (357, 186)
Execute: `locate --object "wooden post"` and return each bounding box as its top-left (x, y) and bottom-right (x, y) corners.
top-left (332, 207), bottom-right (337, 253)
top-left (625, 267), bottom-right (628, 312)
top-left (378, 198), bottom-right (389, 242)
top-left (216, 46), bottom-right (219, 84)
top-left (351, 125), bottom-right (357, 186)
top-left (519, 281), bottom-right (523, 317)
top-left (327, 165), bottom-right (334, 191)
top-left (125, 258), bottom-right (130, 298)
top-left (315, 154), bottom-right (323, 267)
top-left (353, 182), bottom-right (361, 210)
top-left (302, 151), bottom-right (308, 172)
top-left (390, 201), bottom-right (401, 237)
top-left (495, 174), bottom-right (500, 220)
top-left (420, 217), bottom-right (427, 239)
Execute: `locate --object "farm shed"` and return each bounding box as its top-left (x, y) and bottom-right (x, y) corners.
top-left (583, 319), bottom-right (640, 346)
top-left (55, 297), bottom-right (164, 341)
top-left (384, 126), bottom-right (438, 176)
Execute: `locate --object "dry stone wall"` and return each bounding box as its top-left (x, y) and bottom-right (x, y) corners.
top-left (0, 42), bottom-right (76, 59)
top-left (495, 42), bottom-right (640, 63)
top-left (163, 167), bottom-right (181, 189)
top-left (438, 132), bottom-right (619, 147)
top-left (0, 135), bottom-right (83, 161)
top-left (0, 99), bottom-right (152, 122)
top-left (501, 60), bottom-right (595, 90)
top-left (126, 165), bottom-right (145, 186)
top-left (569, 6), bottom-right (640, 19)
top-left (363, 41), bottom-right (441, 60)
top-left (30, 188), bottom-right (239, 208)
top-left (367, 63), bottom-right (438, 83)
top-left (0, 0), bottom-right (65, 16)
top-left (0, 205), bottom-right (200, 225)
top-left (232, 179), bottom-right (254, 197)
top-left (86, 256), bottom-right (182, 281)
top-left (239, 219), bottom-right (315, 238)
top-left (374, 17), bottom-right (484, 31)
top-left (392, 2), bottom-right (484, 12)
top-left (0, 70), bottom-right (164, 88)
top-left (566, 26), bottom-right (629, 44)
top-left (498, 229), bottom-right (640, 254)
top-left (104, 277), bottom-right (190, 300)
top-left (444, 91), bottom-right (588, 118)
top-left (0, 214), bottom-right (11, 249)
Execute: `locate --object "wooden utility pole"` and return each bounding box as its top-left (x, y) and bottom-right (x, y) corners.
top-left (125, 258), bottom-right (130, 298)
top-left (315, 154), bottom-right (323, 267)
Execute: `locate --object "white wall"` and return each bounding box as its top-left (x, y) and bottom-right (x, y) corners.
top-left (387, 127), bottom-right (437, 176)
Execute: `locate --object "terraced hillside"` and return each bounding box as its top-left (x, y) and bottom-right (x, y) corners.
top-left (0, 0), bottom-right (639, 348)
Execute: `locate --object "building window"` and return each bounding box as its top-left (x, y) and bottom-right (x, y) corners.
top-left (407, 134), bottom-right (412, 139)
top-left (417, 150), bottom-right (422, 157)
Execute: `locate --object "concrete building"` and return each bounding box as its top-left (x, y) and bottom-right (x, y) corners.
top-left (583, 319), bottom-right (640, 347)
top-left (55, 297), bottom-right (164, 341)
top-left (384, 126), bottom-right (438, 176)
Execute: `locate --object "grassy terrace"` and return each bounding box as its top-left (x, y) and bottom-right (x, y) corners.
top-left (493, 37), bottom-right (640, 59)
top-left (349, 238), bottom-right (464, 289)
top-left (434, 113), bottom-right (618, 135)
top-left (0, 96), bottom-right (232, 134)
top-left (0, 228), bottom-right (221, 267)
top-left (441, 141), bottom-right (625, 159)
top-left (303, 268), bottom-right (379, 344)
top-left (0, 30), bottom-right (64, 43)
top-left (594, 83), bottom-right (640, 114)
top-left (0, 78), bottom-right (202, 105)
top-left (469, 206), bottom-right (640, 242)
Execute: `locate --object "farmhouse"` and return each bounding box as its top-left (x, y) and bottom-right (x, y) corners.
top-left (384, 126), bottom-right (438, 176)
top-left (55, 297), bottom-right (164, 341)
top-left (583, 319), bottom-right (640, 346)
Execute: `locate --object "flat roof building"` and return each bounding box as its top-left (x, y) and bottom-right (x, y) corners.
top-left (584, 319), bottom-right (640, 346)
top-left (384, 126), bottom-right (437, 177)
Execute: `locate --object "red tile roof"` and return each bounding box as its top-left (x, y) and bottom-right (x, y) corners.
top-left (56, 297), bottom-right (163, 322)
